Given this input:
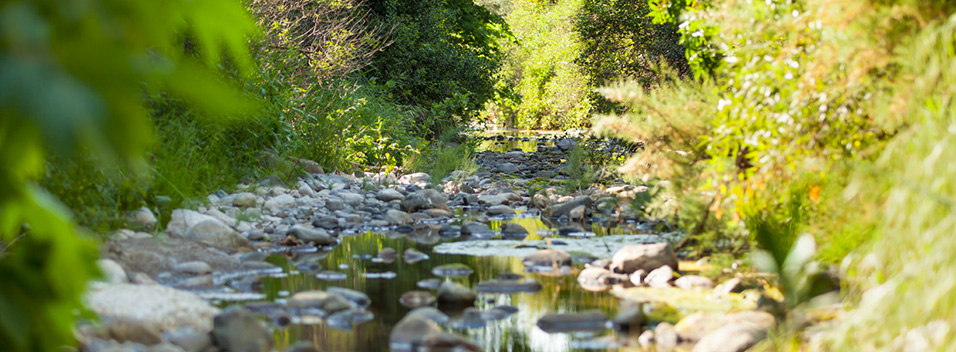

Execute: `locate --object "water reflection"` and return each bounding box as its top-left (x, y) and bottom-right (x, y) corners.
top-left (258, 229), bottom-right (627, 352)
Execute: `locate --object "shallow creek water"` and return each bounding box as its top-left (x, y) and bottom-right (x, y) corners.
top-left (232, 131), bottom-right (678, 351)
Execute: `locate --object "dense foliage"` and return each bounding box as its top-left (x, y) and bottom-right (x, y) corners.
top-left (366, 0), bottom-right (510, 131)
top-left (598, 0), bottom-right (956, 347)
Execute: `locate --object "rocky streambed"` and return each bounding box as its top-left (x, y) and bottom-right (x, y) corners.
top-left (79, 131), bottom-right (781, 352)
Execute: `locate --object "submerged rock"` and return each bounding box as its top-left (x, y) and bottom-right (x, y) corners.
top-left (421, 332), bottom-right (480, 352)
top-left (400, 291), bottom-right (436, 308)
top-left (475, 279), bottom-right (542, 293)
top-left (212, 306), bottom-right (272, 352)
top-left (460, 222), bottom-right (494, 237)
top-left (437, 281), bottom-right (476, 308)
top-left (522, 249), bottom-right (571, 268)
top-left (403, 248), bottom-right (429, 263)
top-left (432, 263), bottom-right (474, 276)
top-left (389, 316), bottom-right (441, 351)
top-left (536, 311), bottom-right (609, 333)
top-left (609, 242), bottom-right (678, 275)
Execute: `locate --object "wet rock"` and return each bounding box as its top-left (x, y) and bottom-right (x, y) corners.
top-left (644, 265), bottom-right (676, 288)
top-left (482, 305), bottom-right (519, 320)
top-left (461, 222), bottom-right (494, 237)
top-left (327, 287), bottom-right (371, 308)
top-left (499, 223), bottom-right (528, 238)
top-left (675, 275), bottom-right (715, 290)
top-left (165, 327), bottom-right (213, 352)
top-left (432, 263), bottom-right (474, 276)
top-left (315, 271), bottom-right (347, 281)
top-left (173, 261), bottom-right (212, 275)
top-left (417, 278), bottom-right (442, 289)
top-left (577, 266), bottom-right (627, 291)
top-left (129, 207), bottom-right (158, 231)
top-left (378, 247), bottom-right (399, 259)
top-left (522, 249), bottom-right (571, 268)
top-left (288, 225), bottom-right (334, 245)
top-left (536, 311), bottom-right (608, 333)
top-left (407, 306), bottom-right (449, 323)
top-left (385, 209), bottom-right (411, 225)
top-left (654, 322), bottom-right (678, 352)
top-left (437, 281), bottom-right (477, 308)
top-left (421, 332), bottom-right (481, 352)
top-left (609, 242), bottom-right (678, 275)
top-left (311, 215), bottom-right (339, 229)
top-left (185, 219), bottom-right (251, 251)
top-left (286, 290), bottom-right (332, 309)
top-left (400, 291), bottom-right (436, 308)
top-left (498, 271), bottom-right (524, 280)
top-left (486, 205), bottom-right (515, 215)
top-left (403, 248), bottom-right (429, 263)
top-left (264, 194), bottom-right (295, 212)
top-left (478, 194), bottom-right (509, 205)
top-left (376, 188), bottom-right (405, 202)
top-left (233, 193), bottom-right (258, 208)
top-left (400, 189), bottom-right (449, 212)
top-left (692, 323), bottom-right (767, 352)
top-left (674, 311), bottom-right (775, 343)
top-left (212, 306), bottom-right (272, 352)
top-left (548, 196), bottom-right (591, 219)
top-left (389, 315), bottom-right (441, 351)
top-left (612, 304), bottom-right (645, 334)
top-left (86, 284), bottom-right (220, 333)
top-left (475, 279), bottom-right (542, 293)
top-left (97, 259), bottom-right (128, 284)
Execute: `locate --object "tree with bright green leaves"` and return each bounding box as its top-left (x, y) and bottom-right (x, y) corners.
top-left (0, 0), bottom-right (256, 349)
top-left (365, 0), bottom-right (510, 132)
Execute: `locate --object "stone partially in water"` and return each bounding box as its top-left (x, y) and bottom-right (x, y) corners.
top-left (432, 263), bottom-right (474, 276)
top-left (362, 271), bottom-right (397, 279)
top-left (406, 307), bottom-right (449, 323)
top-left (460, 222), bottom-right (494, 237)
top-left (486, 205), bottom-right (515, 216)
top-left (481, 305), bottom-right (519, 321)
top-left (499, 223), bottom-right (529, 237)
top-left (536, 311), bottom-right (609, 333)
top-left (474, 279), bottom-right (542, 293)
top-left (403, 248), bottom-right (429, 263)
top-left (287, 225), bottom-right (333, 246)
top-left (389, 315), bottom-right (441, 351)
top-left (421, 332), bottom-right (481, 352)
top-left (577, 266), bottom-right (627, 292)
top-left (437, 281), bottom-right (476, 308)
top-left (612, 304), bottom-right (646, 334)
top-left (644, 265), bottom-right (676, 288)
top-left (212, 306), bottom-right (272, 352)
top-left (609, 242), bottom-right (679, 275)
top-left (378, 247), bottom-right (398, 258)
top-left (315, 271), bottom-right (347, 281)
top-left (417, 278), bottom-right (442, 289)
top-left (400, 189), bottom-right (449, 213)
top-left (327, 287), bottom-right (371, 308)
top-left (522, 249), bottom-right (571, 269)
top-left (400, 291), bottom-right (436, 308)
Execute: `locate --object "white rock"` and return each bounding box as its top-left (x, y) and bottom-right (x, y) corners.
top-left (232, 193), bottom-right (257, 208)
top-left (167, 210), bottom-right (219, 237)
top-left (97, 259), bottom-right (128, 284)
top-left (129, 207), bottom-right (157, 231)
top-left (264, 194), bottom-right (295, 212)
top-left (86, 284), bottom-right (220, 332)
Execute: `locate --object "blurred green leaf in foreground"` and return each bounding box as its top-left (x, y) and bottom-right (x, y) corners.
top-left (0, 0), bottom-right (256, 349)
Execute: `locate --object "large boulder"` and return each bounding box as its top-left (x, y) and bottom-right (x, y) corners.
top-left (86, 284), bottom-right (220, 332)
top-left (184, 219), bottom-right (251, 251)
top-left (400, 189), bottom-right (449, 212)
top-left (609, 242), bottom-right (678, 275)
